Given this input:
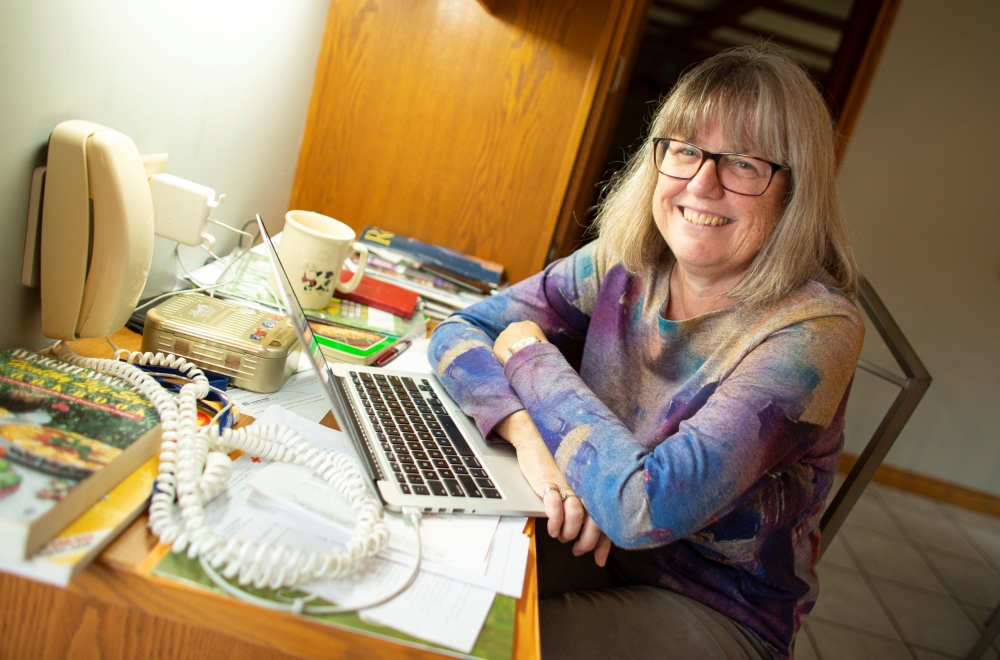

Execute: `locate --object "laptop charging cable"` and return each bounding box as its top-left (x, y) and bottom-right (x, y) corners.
top-left (52, 342), bottom-right (424, 615)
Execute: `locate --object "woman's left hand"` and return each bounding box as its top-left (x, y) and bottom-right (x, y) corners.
top-left (493, 321), bottom-right (548, 366)
top-left (497, 410), bottom-right (586, 543)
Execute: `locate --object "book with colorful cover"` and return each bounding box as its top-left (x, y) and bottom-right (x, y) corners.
top-left (310, 297), bottom-right (426, 339)
top-left (336, 269), bottom-right (419, 319)
top-left (0, 455), bottom-right (157, 586)
top-left (0, 349), bottom-right (160, 560)
top-left (359, 227), bottom-right (505, 290)
top-left (309, 323), bottom-right (397, 366)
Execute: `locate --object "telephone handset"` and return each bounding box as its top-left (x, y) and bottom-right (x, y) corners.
top-left (39, 120), bottom-right (154, 341)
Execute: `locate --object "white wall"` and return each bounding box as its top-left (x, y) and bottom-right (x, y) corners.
top-left (838, 0), bottom-right (1000, 494)
top-left (0, 0), bottom-right (329, 350)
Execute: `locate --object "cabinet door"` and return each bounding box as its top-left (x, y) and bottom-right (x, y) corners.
top-left (290, 0), bottom-right (630, 284)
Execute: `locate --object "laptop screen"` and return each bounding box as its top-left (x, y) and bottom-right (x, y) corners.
top-left (255, 216), bottom-right (331, 386)
top-left (254, 214), bottom-right (376, 479)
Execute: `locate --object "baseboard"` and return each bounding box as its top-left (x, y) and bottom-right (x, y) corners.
top-left (840, 453), bottom-right (1000, 518)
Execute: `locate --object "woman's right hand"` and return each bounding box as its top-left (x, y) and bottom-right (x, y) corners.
top-left (495, 410), bottom-right (586, 543)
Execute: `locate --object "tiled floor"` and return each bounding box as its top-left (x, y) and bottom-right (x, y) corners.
top-left (794, 475), bottom-right (1000, 660)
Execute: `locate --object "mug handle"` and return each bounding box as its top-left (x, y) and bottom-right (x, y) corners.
top-left (336, 242), bottom-right (369, 294)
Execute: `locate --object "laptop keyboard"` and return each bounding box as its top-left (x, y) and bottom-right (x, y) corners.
top-left (349, 372), bottom-right (502, 500)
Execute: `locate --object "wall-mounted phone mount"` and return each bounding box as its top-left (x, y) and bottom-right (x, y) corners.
top-left (21, 120), bottom-right (226, 341)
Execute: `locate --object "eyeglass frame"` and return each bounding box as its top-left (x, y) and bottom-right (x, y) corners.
top-left (651, 137), bottom-right (790, 197)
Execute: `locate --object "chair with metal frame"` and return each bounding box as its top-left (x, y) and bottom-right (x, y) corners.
top-left (819, 277), bottom-right (1000, 660)
top-left (819, 276), bottom-right (931, 557)
top-left (966, 607), bottom-right (1000, 660)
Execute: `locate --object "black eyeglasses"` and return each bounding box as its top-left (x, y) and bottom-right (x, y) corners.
top-left (651, 138), bottom-right (789, 196)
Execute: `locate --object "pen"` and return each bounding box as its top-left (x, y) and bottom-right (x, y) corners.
top-left (375, 340), bottom-right (412, 367)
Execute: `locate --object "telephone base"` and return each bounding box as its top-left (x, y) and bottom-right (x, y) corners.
top-left (21, 166), bottom-right (45, 288)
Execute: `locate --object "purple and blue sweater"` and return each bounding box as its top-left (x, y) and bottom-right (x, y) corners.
top-left (428, 240), bottom-right (863, 658)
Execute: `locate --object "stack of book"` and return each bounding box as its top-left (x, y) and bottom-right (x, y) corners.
top-left (309, 297), bottom-right (425, 366)
top-left (0, 349), bottom-right (162, 586)
top-left (356, 227), bottom-right (505, 321)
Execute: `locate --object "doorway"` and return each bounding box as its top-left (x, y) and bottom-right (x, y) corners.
top-left (553, 0), bottom-right (901, 260)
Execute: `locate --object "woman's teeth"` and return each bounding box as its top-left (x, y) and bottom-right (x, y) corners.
top-left (683, 208), bottom-right (731, 226)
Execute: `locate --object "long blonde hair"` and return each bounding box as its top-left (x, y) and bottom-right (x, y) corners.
top-left (594, 45), bottom-right (859, 305)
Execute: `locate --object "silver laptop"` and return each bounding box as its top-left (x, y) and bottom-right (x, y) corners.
top-left (257, 216), bottom-right (545, 517)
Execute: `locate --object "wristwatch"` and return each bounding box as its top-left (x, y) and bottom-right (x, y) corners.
top-left (507, 336), bottom-right (543, 356)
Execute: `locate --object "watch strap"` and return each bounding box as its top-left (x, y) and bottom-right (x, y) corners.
top-left (507, 336), bottom-right (542, 356)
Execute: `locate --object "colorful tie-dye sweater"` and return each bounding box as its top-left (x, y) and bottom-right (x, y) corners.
top-left (428, 240), bottom-right (863, 659)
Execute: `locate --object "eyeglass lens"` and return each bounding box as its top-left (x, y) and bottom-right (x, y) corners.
top-left (654, 140), bottom-right (773, 196)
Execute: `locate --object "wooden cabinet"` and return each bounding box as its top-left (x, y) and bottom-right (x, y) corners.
top-left (290, 0), bottom-right (649, 284)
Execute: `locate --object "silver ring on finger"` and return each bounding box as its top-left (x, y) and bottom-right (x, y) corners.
top-left (562, 492), bottom-right (579, 501)
top-left (541, 486), bottom-right (566, 501)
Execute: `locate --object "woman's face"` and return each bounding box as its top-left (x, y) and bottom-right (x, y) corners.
top-left (652, 122), bottom-right (788, 283)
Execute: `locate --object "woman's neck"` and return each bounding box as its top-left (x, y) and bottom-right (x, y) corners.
top-left (664, 262), bottom-right (742, 321)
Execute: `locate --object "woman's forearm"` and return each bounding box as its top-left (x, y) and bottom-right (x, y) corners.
top-left (495, 409), bottom-right (588, 544)
top-left (428, 318), bottom-right (526, 438)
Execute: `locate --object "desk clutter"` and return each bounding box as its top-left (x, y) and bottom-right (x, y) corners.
top-left (0, 347), bottom-right (241, 584)
top-left (147, 405), bottom-right (531, 656)
top-left (356, 226), bottom-right (504, 320)
top-left (0, 223), bottom-right (527, 656)
top-left (165, 226), bottom-right (505, 386)
top-left (190, 227), bottom-right (500, 323)
top-left (0, 339), bottom-right (531, 656)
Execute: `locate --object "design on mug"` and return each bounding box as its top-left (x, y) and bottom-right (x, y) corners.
top-left (301, 269), bottom-right (335, 293)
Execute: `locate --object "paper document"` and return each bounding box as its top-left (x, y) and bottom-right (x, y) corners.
top-left (186, 237), bottom-right (280, 309)
top-left (194, 406), bottom-right (531, 652)
top-left (227, 371), bottom-right (327, 419)
top-left (250, 461), bottom-right (500, 575)
top-left (246, 407), bottom-right (528, 591)
top-left (301, 551), bottom-right (496, 653)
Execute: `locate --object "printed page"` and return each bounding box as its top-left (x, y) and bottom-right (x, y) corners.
top-left (291, 534), bottom-right (495, 654)
top-left (501, 531), bottom-right (531, 599)
top-left (227, 374), bottom-right (328, 420)
top-left (199, 458), bottom-right (496, 653)
top-left (190, 406), bottom-right (529, 652)
top-left (239, 408), bottom-right (527, 593)
top-left (245, 485), bottom-right (526, 597)
top-left (249, 461), bottom-right (499, 574)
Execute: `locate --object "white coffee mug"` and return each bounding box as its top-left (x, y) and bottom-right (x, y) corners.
top-left (272, 210), bottom-right (369, 310)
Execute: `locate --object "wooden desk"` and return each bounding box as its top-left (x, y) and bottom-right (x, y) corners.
top-left (0, 329), bottom-right (540, 660)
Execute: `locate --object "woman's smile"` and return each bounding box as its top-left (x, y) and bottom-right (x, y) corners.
top-left (681, 207), bottom-right (732, 227)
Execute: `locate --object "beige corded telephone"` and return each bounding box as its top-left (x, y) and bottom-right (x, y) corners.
top-left (23, 120), bottom-right (225, 341)
top-left (25, 120), bottom-right (155, 340)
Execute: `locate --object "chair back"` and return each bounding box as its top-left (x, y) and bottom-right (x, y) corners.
top-left (819, 276), bottom-right (932, 557)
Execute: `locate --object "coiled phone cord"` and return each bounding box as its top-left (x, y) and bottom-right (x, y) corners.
top-left (53, 343), bottom-right (422, 614)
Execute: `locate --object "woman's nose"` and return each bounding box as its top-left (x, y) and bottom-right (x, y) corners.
top-left (687, 158), bottom-right (724, 198)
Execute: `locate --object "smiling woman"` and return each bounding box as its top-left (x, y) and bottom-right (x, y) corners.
top-left (597, 45), bottom-right (858, 310)
top-left (428, 45), bottom-right (863, 660)
top-left (652, 122), bottom-right (790, 319)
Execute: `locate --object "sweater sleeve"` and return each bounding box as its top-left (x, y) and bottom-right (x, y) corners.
top-left (428, 242), bottom-right (604, 439)
top-left (501, 311), bottom-right (863, 549)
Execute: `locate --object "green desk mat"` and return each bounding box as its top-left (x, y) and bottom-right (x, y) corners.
top-left (152, 550), bottom-right (514, 659)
